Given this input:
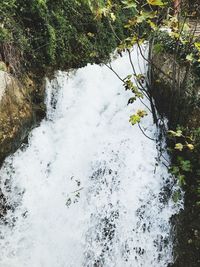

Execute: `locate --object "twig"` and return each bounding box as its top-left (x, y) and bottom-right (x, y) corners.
top-left (105, 63), bottom-right (125, 83)
top-left (138, 123), bottom-right (156, 141)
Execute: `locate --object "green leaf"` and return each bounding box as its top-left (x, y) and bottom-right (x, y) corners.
top-left (122, 0), bottom-right (137, 9)
top-left (110, 12), bottom-right (116, 21)
top-left (128, 97), bottom-right (137, 105)
top-left (172, 190), bottom-right (181, 203)
top-left (178, 174), bottom-right (186, 187)
top-left (125, 74), bottom-right (132, 80)
top-left (180, 160), bottom-right (192, 172)
top-left (170, 166), bottom-right (180, 175)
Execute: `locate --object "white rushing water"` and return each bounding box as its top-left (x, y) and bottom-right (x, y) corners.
top-left (0, 49), bottom-right (180, 267)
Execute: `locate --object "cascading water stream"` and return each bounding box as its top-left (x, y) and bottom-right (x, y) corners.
top-left (0, 49), bottom-right (181, 267)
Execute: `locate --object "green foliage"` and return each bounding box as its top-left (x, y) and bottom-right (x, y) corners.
top-left (124, 75), bottom-right (144, 98)
top-left (168, 129), bottom-right (183, 137)
top-left (168, 128), bottom-right (195, 152)
top-left (153, 43), bottom-right (164, 53)
top-left (168, 126), bottom-right (200, 203)
top-left (170, 155), bottom-right (192, 187)
top-left (172, 189), bottom-right (182, 203)
top-left (86, 0), bottom-right (173, 46)
top-left (178, 157), bottom-right (192, 172)
top-left (0, 0), bottom-right (127, 76)
top-left (147, 0), bottom-right (165, 6)
top-left (153, 31), bottom-right (200, 77)
top-left (0, 1), bottom-right (17, 42)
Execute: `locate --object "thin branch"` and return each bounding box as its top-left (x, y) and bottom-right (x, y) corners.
top-left (105, 63), bottom-right (125, 83)
top-left (127, 49), bottom-right (150, 99)
top-left (107, 59), bottom-right (153, 113)
top-left (108, 20), bottom-right (122, 42)
top-left (137, 41), bottom-right (178, 83)
top-left (71, 187), bottom-right (84, 194)
top-left (138, 97), bottom-right (153, 113)
top-left (138, 123), bottom-right (156, 141)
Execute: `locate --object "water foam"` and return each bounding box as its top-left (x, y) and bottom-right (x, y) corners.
top-left (0, 49), bottom-right (181, 267)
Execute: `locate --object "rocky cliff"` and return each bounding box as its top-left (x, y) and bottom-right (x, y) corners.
top-left (151, 50), bottom-right (200, 267)
top-left (0, 65), bottom-right (45, 165)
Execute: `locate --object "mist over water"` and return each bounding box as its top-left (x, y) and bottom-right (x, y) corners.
top-left (0, 49), bottom-right (181, 267)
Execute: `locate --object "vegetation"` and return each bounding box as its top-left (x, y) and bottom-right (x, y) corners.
top-left (0, 1), bottom-right (200, 264)
top-left (0, 0), bottom-right (129, 79)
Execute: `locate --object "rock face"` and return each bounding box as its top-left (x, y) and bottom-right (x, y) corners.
top-left (151, 51), bottom-right (200, 127)
top-left (151, 51), bottom-right (200, 267)
top-left (0, 70), bottom-right (45, 164)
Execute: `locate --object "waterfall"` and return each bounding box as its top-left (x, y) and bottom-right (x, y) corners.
top-left (0, 48), bottom-right (181, 267)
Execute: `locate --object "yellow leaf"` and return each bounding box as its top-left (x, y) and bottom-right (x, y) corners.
top-left (110, 12), bottom-right (116, 21)
top-left (148, 20), bottom-right (157, 30)
top-left (187, 144), bottom-right (194, 151)
top-left (129, 114), bottom-right (141, 125)
top-left (137, 109), bottom-right (148, 117)
top-left (89, 51), bottom-right (97, 57)
top-left (147, 0), bottom-right (165, 6)
top-left (175, 130), bottom-right (183, 137)
top-left (87, 32), bottom-right (95, 37)
top-left (129, 110), bottom-right (148, 125)
top-left (194, 42), bottom-right (200, 51)
top-left (186, 53), bottom-right (194, 62)
top-left (169, 31), bottom-right (180, 39)
top-left (175, 143), bottom-right (184, 151)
